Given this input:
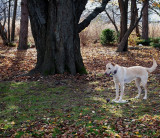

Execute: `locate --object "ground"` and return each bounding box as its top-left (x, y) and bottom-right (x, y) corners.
top-left (0, 44), bottom-right (160, 137)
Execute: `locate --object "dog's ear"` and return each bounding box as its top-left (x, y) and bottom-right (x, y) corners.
top-left (111, 62), bottom-right (116, 66)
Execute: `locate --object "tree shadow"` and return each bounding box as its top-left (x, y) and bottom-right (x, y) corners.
top-left (0, 70), bottom-right (159, 136)
top-left (0, 49), bottom-right (27, 81)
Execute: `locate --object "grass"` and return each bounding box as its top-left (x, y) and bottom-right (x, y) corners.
top-left (0, 82), bottom-right (68, 124)
top-left (0, 77), bottom-right (160, 137)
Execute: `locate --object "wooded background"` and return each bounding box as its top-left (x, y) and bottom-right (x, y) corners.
top-left (0, 0), bottom-right (160, 75)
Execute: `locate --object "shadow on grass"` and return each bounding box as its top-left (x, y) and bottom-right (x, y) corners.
top-left (0, 50), bottom-right (27, 81)
top-left (0, 77), bottom-right (160, 137)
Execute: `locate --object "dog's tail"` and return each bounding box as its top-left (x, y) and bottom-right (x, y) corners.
top-left (146, 58), bottom-right (157, 73)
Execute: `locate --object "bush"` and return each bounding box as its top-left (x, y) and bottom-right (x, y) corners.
top-left (100, 29), bottom-right (115, 45)
top-left (136, 38), bottom-right (151, 46)
top-left (150, 42), bottom-right (160, 48)
top-left (136, 37), bottom-right (160, 48)
top-left (150, 37), bottom-right (160, 48)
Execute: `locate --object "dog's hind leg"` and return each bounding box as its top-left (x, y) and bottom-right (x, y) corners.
top-left (142, 82), bottom-right (147, 99)
top-left (135, 78), bottom-right (141, 98)
top-left (141, 74), bottom-right (148, 99)
top-left (141, 73), bottom-right (148, 100)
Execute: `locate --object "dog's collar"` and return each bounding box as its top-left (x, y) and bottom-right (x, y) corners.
top-left (113, 70), bottom-right (117, 75)
top-left (112, 67), bottom-right (118, 75)
top-left (109, 69), bottom-right (117, 77)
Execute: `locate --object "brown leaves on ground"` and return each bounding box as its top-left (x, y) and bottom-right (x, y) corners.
top-left (0, 45), bottom-right (36, 81)
top-left (0, 43), bottom-right (160, 82)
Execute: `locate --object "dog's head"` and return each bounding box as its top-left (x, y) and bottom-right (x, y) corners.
top-left (105, 62), bottom-right (116, 76)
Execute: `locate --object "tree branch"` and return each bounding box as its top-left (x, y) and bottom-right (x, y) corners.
top-left (78, 0), bottom-right (110, 33)
top-left (117, 0), bottom-right (147, 52)
top-left (74, 0), bottom-right (88, 22)
top-left (105, 10), bottom-right (119, 34)
top-left (128, 0), bottom-right (147, 32)
top-left (149, 6), bottom-right (160, 17)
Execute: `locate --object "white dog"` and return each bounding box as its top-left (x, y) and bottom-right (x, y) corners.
top-left (105, 59), bottom-right (157, 103)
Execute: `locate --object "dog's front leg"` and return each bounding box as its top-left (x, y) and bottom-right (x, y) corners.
top-left (112, 83), bottom-right (119, 102)
top-left (118, 82), bottom-right (126, 103)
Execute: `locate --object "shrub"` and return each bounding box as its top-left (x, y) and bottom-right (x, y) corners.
top-left (136, 38), bottom-right (151, 46)
top-left (100, 29), bottom-right (115, 45)
top-left (150, 37), bottom-right (160, 48)
top-left (150, 42), bottom-right (160, 48)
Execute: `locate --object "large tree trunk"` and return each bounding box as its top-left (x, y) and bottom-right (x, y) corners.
top-left (27, 0), bottom-right (47, 72)
top-left (142, 0), bottom-right (149, 40)
top-left (28, 0), bottom-right (109, 75)
top-left (117, 0), bottom-right (128, 52)
top-left (28, 0), bottom-right (87, 75)
top-left (18, 0), bottom-right (29, 50)
top-left (11, 0), bottom-right (18, 42)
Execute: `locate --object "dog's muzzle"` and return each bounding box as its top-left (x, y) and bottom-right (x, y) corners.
top-left (104, 72), bottom-right (110, 77)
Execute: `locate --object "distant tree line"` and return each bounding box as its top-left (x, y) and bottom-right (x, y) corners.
top-left (102, 0), bottom-right (159, 51)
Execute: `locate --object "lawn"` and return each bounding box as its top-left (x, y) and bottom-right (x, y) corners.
top-left (0, 44), bottom-right (160, 137)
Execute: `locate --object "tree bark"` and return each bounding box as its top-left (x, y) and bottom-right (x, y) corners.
top-left (3, 2), bottom-right (7, 27)
top-left (135, 3), bottom-right (141, 38)
top-left (28, 0), bottom-right (87, 75)
top-left (117, 0), bottom-right (129, 52)
top-left (117, 0), bottom-right (146, 52)
top-left (18, 0), bottom-right (29, 50)
top-left (27, 0), bottom-right (47, 71)
top-left (0, 22), bottom-right (8, 45)
top-left (142, 0), bottom-right (149, 40)
top-left (11, 0), bottom-right (18, 42)
top-left (28, 0), bottom-right (109, 75)
top-left (8, 0), bottom-right (11, 42)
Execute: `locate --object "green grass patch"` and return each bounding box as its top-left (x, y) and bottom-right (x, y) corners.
top-left (0, 78), bottom-right (160, 137)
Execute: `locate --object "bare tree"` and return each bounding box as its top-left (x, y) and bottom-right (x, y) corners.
top-left (104, 3), bottom-right (120, 39)
top-left (142, 0), bottom-right (149, 40)
top-left (117, 0), bottom-right (129, 52)
top-left (0, 0), bottom-right (7, 27)
top-left (11, 0), bottom-right (18, 42)
top-left (8, 0), bottom-right (11, 42)
top-left (117, 0), bottom-right (147, 52)
top-left (149, 1), bottom-right (160, 17)
top-left (18, 0), bottom-right (29, 50)
top-left (0, 0), bottom-right (8, 45)
top-left (135, 3), bottom-right (141, 38)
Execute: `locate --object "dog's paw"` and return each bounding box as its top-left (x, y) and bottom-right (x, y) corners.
top-left (143, 96), bottom-right (147, 100)
top-left (135, 95), bottom-right (140, 99)
top-left (112, 99), bottom-right (118, 102)
top-left (115, 100), bottom-right (128, 103)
